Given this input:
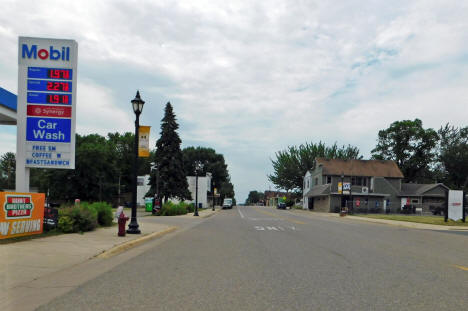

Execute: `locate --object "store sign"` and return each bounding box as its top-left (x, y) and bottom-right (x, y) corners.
top-left (18, 37), bottom-right (78, 169)
top-left (448, 190), bottom-right (463, 221)
top-left (0, 192), bottom-right (45, 239)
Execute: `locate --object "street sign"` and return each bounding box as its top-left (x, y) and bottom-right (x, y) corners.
top-left (17, 37), bottom-right (78, 170)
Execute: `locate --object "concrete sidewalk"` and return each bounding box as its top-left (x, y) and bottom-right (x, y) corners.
top-left (0, 206), bottom-right (219, 311)
top-left (287, 209), bottom-right (468, 231)
top-left (1, 206), bottom-right (219, 295)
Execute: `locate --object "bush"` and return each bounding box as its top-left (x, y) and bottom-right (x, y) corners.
top-left (292, 205), bottom-right (303, 210)
top-left (285, 199), bottom-right (295, 207)
top-left (157, 201), bottom-right (188, 216)
top-left (58, 204), bottom-right (98, 233)
top-left (57, 215), bottom-right (74, 233)
top-left (89, 202), bottom-right (113, 226)
top-left (186, 203), bottom-right (195, 213)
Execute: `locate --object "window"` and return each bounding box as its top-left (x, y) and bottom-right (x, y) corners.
top-left (356, 177), bottom-right (362, 186)
top-left (327, 176), bottom-right (331, 184)
top-left (137, 177), bottom-right (145, 186)
top-left (314, 177), bottom-right (318, 185)
top-left (363, 178), bottom-right (367, 187)
top-left (306, 179), bottom-right (309, 189)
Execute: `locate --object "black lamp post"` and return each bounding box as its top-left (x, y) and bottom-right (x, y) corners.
top-left (194, 161), bottom-right (204, 216)
top-left (127, 90), bottom-right (145, 234)
top-left (341, 173), bottom-right (344, 210)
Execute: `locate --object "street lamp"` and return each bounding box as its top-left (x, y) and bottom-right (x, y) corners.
top-left (194, 161), bottom-right (204, 216)
top-left (341, 173), bottom-right (344, 210)
top-left (127, 90), bottom-right (145, 234)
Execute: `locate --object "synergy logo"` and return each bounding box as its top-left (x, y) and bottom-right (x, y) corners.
top-left (22, 44), bottom-right (70, 61)
top-left (3, 195), bottom-right (34, 219)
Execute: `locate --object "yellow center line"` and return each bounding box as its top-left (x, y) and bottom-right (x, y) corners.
top-left (454, 265), bottom-right (468, 271)
top-left (256, 209), bottom-right (306, 225)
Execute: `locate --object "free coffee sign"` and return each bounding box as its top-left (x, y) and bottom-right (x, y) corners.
top-left (0, 192), bottom-right (45, 239)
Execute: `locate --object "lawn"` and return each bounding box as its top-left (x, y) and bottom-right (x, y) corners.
top-left (358, 214), bottom-right (468, 226)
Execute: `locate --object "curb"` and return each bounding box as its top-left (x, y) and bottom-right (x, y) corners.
top-left (96, 226), bottom-right (177, 259)
top-left (345, 215), bottom-right (468, 231)
top-left (201, 209), bottom-right (219, 218)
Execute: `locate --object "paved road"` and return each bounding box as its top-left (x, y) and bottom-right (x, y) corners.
top-left (38, 206), bottom-right (468, 310)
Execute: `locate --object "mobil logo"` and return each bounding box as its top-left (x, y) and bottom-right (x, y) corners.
top-left (22, 44), bottom-right (70, 61)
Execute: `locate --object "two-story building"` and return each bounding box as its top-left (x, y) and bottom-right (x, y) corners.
top-left (302, 158), bottom-right (448, 213)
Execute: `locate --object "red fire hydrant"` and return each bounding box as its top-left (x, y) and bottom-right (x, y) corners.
top-left (118, 212), bottom-right (129, 236)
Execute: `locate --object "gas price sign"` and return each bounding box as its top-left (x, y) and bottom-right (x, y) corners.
top-left (17, 37), bottom-right (78, 169)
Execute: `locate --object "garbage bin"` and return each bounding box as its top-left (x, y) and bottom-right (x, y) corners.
top-left (145, 197), bottom-right (153, 212)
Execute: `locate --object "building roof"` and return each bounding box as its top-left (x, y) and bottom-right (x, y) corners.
top-left (0, 87), bottom-right (17, 125)
top-left (304, 184), bottom-right (330, 197)
top-left (315, 158), bottom-right (404, 178)
top-left (0, 87), bottom-right (17, 111)
top-left (400, 183), bottom-right (448, 196)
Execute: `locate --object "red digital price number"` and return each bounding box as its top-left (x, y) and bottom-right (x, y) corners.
top-left (46, 94), bottom-right (69, 104)
top-left (47, 69), bottom-right (71, 80)
top-left (46, 82), bottom-right (69, 92)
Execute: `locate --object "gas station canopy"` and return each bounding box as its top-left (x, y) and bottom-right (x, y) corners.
top-left (0, 87), bottom-right (17, 125)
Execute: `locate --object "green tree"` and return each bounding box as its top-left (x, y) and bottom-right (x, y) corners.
top-left (245, 190), bottom-right (264, 205)
top-left (150, 102), bottom-right (190, 202)
top-left (0, 152), bottom-right (16, 190)
top-left (182, 146), bottom-right (230, 194)
top-left (437, 124), bottom-right (468, 190)
top-left (269, 142), bottom-right (361, 193)
top-left (371, 119), bottom-right (439, 182)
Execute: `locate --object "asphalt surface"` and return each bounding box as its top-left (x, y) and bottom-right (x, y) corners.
top-left (38, 206), bottom-right (468, 311)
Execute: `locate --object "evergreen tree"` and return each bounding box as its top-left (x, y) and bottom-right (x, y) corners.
top-left (150, 102), bottom-right (190, 202)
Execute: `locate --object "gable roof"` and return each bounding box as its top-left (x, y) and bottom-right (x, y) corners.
top-left (400, 183), bottom-right (449, 196)
top-left (304, 184), bottom-right (330, 197)
top-left (315, 158), bottom-right (404, 178)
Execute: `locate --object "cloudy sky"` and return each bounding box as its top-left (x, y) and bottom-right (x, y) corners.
top-left (1, 0), bottom-right (467, 201)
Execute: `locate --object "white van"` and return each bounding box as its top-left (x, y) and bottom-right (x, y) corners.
top-left (222, 198), bottom-right (233, 209)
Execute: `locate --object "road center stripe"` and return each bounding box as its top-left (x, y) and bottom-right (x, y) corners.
top-left (454, 265), bottom-right (468, 271)
top-left (256, 209), bottom-right (306, 225)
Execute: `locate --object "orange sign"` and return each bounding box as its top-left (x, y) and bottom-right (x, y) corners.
top-left (0, 192), bottom-right (45, 239)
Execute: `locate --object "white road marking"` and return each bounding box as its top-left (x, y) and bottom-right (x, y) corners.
top-left (238, 207), bottom-right (245, 219)
top-left (254, 225), bottom-right (297, 231)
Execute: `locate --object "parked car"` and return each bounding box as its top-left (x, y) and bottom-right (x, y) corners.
top-left (222, 198), bottom-right (233, 209)
top-left (277, 202), bottom-right (286, 209)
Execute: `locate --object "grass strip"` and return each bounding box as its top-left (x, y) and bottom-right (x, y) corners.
top-left (358, 214), bottom-right (468, 226)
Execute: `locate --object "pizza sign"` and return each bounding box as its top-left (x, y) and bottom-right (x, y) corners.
top-left (4, 195), bottom-right (34, 218)
top-left (0, 192), bottom-right (45, 239)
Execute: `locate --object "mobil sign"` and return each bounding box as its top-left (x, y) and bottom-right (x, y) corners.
top-left (18, 37), bottom-right (78, 170)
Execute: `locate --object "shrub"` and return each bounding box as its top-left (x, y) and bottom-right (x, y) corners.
top-left (186, 203), bottom-right (195, 213)
top-left (58, 215), bottom-right (74, 233)
top-left (157, 201), bottom-right (188, 216)
top-left (285, 199), bottom-right (295, 207)
top-left (90, 202), bottom-right (113, 226)
top-left (292, 205), bottom-right (303, 210)
top-left (58, 204), bottom-right (98, 233)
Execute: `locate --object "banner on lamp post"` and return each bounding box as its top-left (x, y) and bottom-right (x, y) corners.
top-left (138, 126), bottom-right (150, 157)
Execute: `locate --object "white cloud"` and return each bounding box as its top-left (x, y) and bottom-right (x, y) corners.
top-left (76, 80), bottom-right (134, 136)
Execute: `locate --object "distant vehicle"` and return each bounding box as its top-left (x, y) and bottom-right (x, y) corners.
top-left (277, 197), bottom-right (287, 209)
top-left (277, 202), bottom-right (286, 209)
top-left (222, 198), bottom-right (233, 209)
